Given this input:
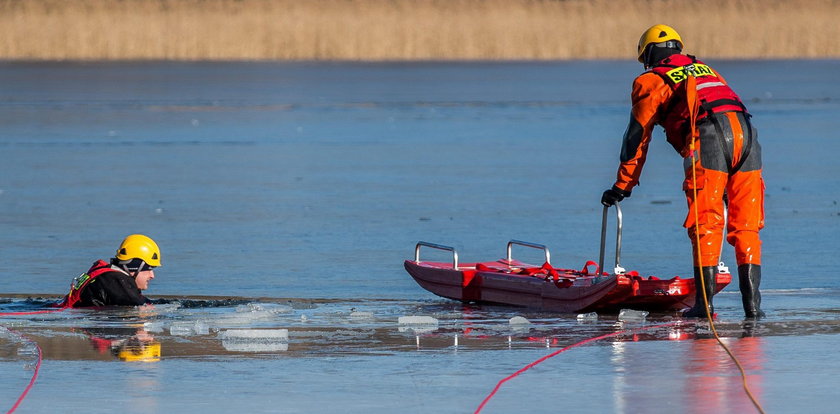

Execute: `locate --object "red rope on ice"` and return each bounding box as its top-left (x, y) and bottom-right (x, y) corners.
top-left (474, 321), bottom-right (679, 414)
top-left (3, 329), bottom-right (44, 414)
top-left (1, 307), bottom-right (65, 413)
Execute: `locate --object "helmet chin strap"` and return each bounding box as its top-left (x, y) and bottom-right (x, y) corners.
top-left (643, 45), bottom-right (657, 69)
top-left (116, 260), bottom-right (145, 279)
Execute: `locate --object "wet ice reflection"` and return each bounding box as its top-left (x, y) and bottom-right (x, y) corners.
top-left (3, 294), bottom-right (840, 361)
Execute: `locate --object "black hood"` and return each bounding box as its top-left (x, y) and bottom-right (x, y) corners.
top-left (644, 46), bottom-right (682, 69)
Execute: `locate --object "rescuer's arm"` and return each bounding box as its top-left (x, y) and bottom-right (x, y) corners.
top-left (613, 73), bottom-right (672, 194)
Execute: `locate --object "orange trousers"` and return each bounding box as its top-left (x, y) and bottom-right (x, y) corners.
top-left (683, 111), bottom-right (764, 267)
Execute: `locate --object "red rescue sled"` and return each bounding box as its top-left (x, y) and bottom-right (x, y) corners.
top-left (404, 205), bottom-right (731, 313)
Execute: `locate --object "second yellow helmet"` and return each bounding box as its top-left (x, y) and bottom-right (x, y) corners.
top-left (115, 234), bottom-right (161, 267)
top-left (637, 24), bottom-right (683, 62)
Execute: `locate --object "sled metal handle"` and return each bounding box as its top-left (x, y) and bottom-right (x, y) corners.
top-left (598, 203), bottom-right (624, 275)
top-left (415, 241), bottom-right (459, 269)
top-left (506, 240), bottom-right (551, 265)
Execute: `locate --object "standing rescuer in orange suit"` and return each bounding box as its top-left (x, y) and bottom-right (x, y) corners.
top-left (600, 24), bottom-right (765, 318)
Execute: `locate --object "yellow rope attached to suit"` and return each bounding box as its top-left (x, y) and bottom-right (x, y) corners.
top-left (685, 70), bottom-right (765, 414)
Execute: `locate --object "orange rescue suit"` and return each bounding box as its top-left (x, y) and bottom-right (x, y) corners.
top-left (613, 54), bottom-right (764, 267)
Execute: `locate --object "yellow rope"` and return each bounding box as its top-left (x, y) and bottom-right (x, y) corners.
top-left (686, 72), bottom-right (765, 414)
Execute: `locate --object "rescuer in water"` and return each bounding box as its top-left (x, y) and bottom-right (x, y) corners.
top-left (58, 234), bottom-right (161, 308)
top-left (600, 24), bottom-right (765, 318)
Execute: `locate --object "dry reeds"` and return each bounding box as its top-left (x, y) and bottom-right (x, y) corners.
top-left (1, 0), bottom-right (838, 60)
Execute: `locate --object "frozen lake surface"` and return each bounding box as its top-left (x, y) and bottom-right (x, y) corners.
top-left (1, 60), bottom-right (840, 412)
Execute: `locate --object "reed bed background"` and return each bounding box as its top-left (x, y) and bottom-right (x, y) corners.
top-left (1, 0), bottom-right (838, 60)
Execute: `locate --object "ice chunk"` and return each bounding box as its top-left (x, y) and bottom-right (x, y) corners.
top-left (509, 316), bottom-right (532, 333)
top-left (17, 343), bottom-right (38, 358)
top-left (398, 316), bottom-right (438, 325)
top-left (169, 322), bottom-right (193, 336)
top-left (232, 302), bottom-right (293, 314)
top-left (212, 303), bottom-right (285, 326)
top-left (218, 329), bottom-right (289, 352)
top-left (0, 326), bottom-right (12, 339)
top-left (151, 303), bottom-right (181, 312)
top-left (398, 315), bottom-right (439, 333)
top-left (287, 301), bottom-right (318, 310)
top-left (509, 316), bottom-right (531, 325)
top-left (350, 311), bottom-right (374, 320)
top-left (398, 325), bottom-right (437, 333)
top-left (618, 309), bottom-right (649, 322)
top-left (236, 303), bottom-right (264, 313)
top-left (143, 321), bottom-right (165, 333)
top-left (222, 341), bottom-right (288, 352)
top-left (169, 320), bottom-right (211, 336)
top-left (193, 321), bottom-right (210, 335)
top-left (218, 329), bottom-right (289, 340)
top-left (576, 312), bottom-right (599, 322)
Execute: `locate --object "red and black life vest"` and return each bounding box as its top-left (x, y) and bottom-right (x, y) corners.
top-left (652, 54), bottom-right (746, 116)
top-left (650, 55), bottom-right (747, 154)
top-left (56, 260), bottom-right (123, 308)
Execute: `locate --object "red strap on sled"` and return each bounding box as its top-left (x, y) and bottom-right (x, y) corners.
top-left (541, 262), bottom-right (560, 282)
top-left (580, 260), bottom-right (643, 278)
top-left (462, 269), bottom-right (478, 287)
top-left (581, 261), bottom-right (600, 276)
top-left (517, 262), bottom-right (560, 281)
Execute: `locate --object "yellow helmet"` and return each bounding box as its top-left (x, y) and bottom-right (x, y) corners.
top-left (115, 234), bottom-right (161, 267)
top-left (637, 24), bottom-right (683, 62)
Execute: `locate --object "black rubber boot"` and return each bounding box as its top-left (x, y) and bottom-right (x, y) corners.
top-left (739, 264), bottom-right (765, 319)
top-left (683, 266), bottom-right (717, 318)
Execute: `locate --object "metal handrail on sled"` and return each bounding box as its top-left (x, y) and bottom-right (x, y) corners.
top-left (415, 241), bottom-right (459, 269)
top-left (506, 240), bottom-right (551, 266)
top-left (598, 203), bottom-right (625, 276)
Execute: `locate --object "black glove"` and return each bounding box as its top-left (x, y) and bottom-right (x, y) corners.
top-left (601, 186), bottom-right (630, 207)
